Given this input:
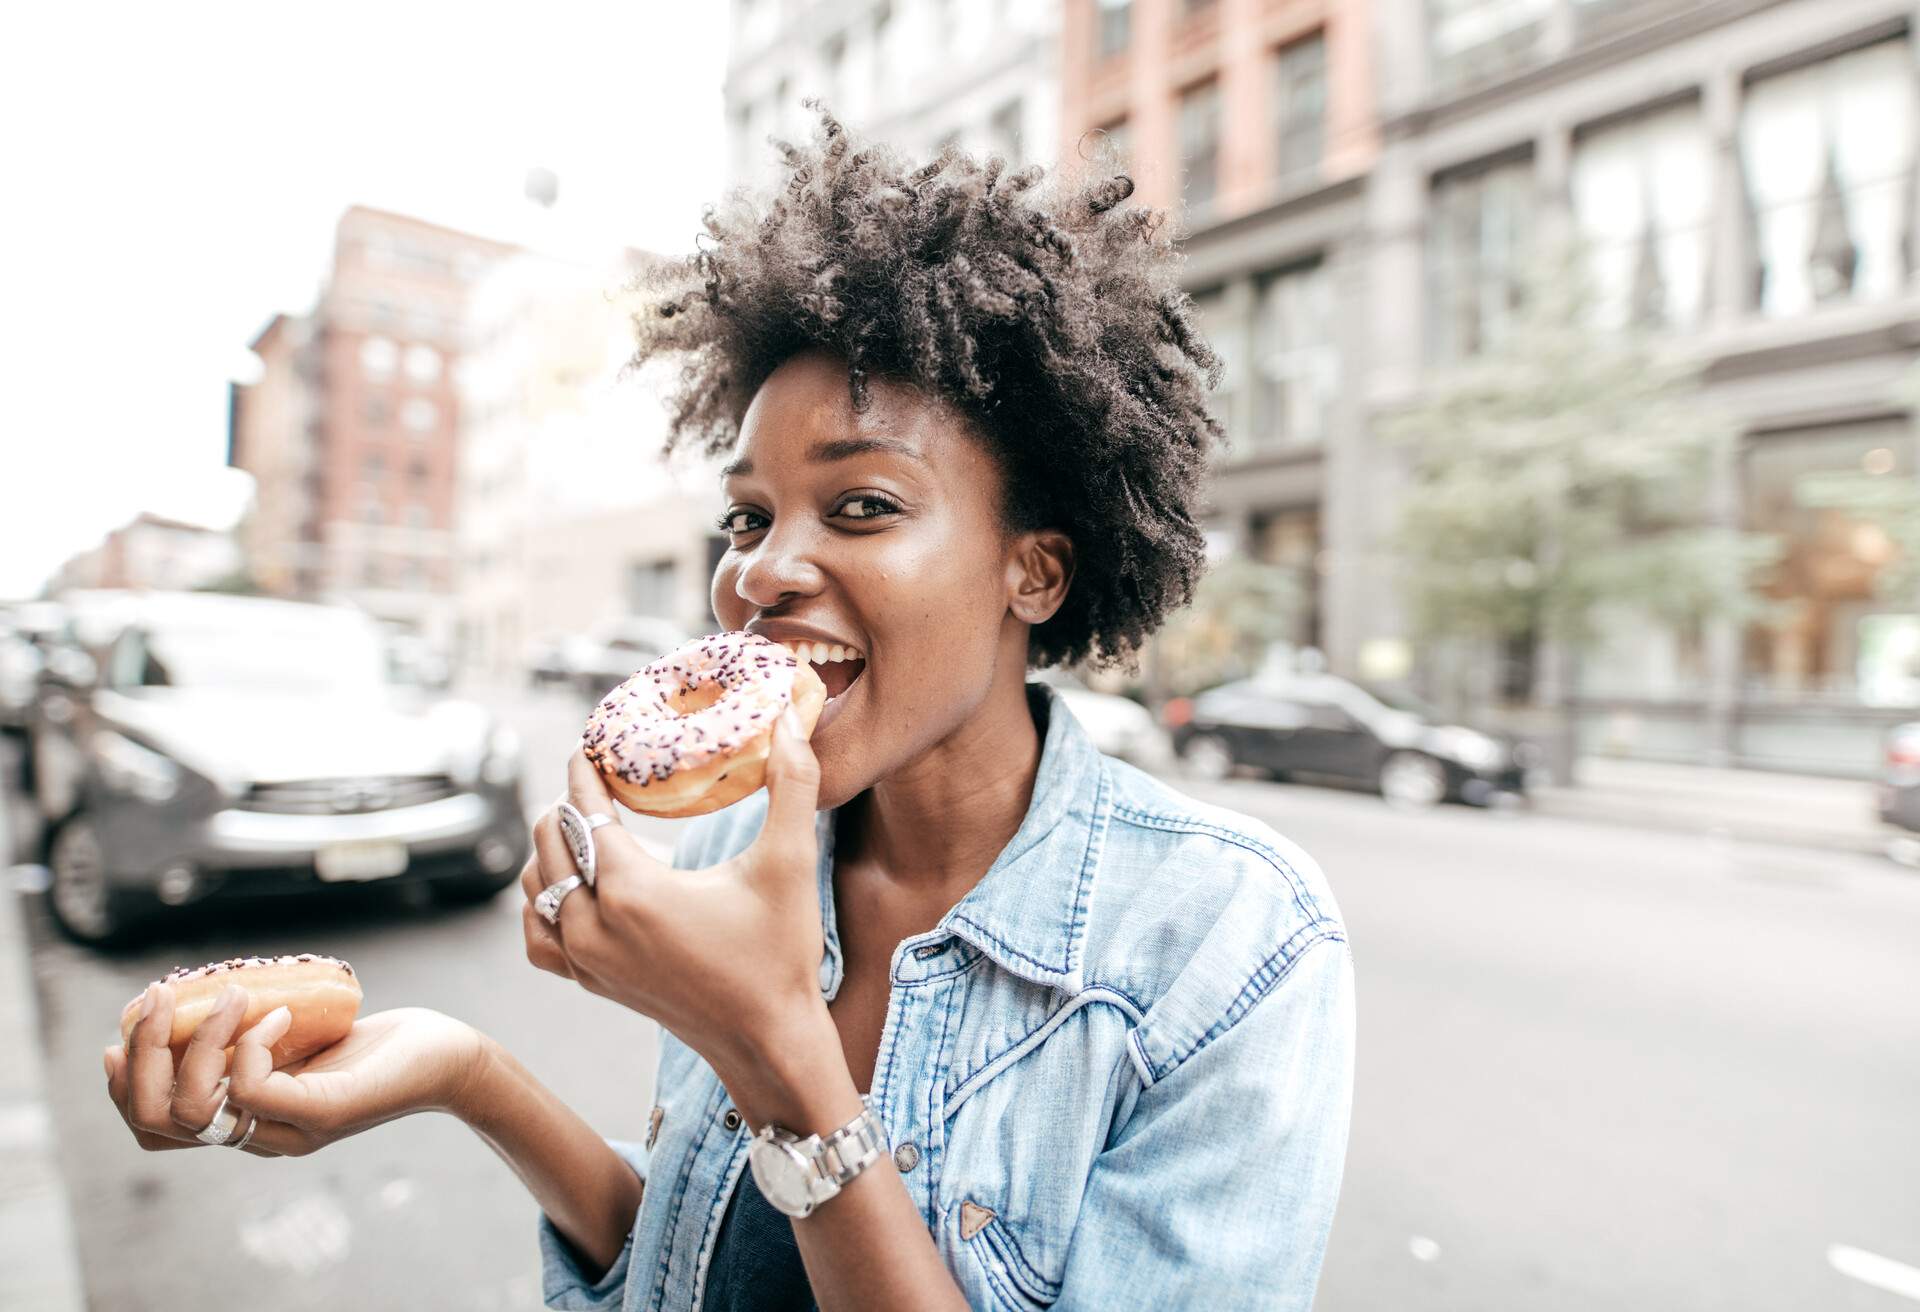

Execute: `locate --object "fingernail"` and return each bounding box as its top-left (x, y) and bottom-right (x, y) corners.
top-left (135, 983), bottom-right (159, 1021)
top-left (220, 984), bottom-right (246, 1009)
top-left (102, 1047), bottom-right (114, 1079)
top-left (264, 1006), bottom-right (291, 1032)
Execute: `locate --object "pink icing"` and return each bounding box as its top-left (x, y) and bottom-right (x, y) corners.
top-left (582, 631), bottom-right (800, 788)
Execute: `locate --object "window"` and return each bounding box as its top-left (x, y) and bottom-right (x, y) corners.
top-left (990, 99), bottom-right (1024, 163)
top-left (362, 453), bottom-right (386, 487)
top-left (1274, 35), bottom-right (1328, 190)
top-left (1428, 154), bottom-right (1535, 361)
top-left (1427, 0), bottom-right (1549, 90)
top-left (404, 503), bottom-right (431, 530)
top-left (1188, 288), bottom-right (1243, 441)
top-left (1744, 422), bottom-right (1916, 704)
top-left (359, 335), bottom-right (397, 379)
top-left (1572, 100), bottom-right (1711, 331)
top-left (1179, 80), bottom-right (1223, 216)
top-left (627, 559), bottom-right (677, 618)
top-left (1095, 0), bottom-right (1129, 60)
top-left (404, 344), bottom-right (442, 384)
top-left (1739, 40), bottom-right (1914, 318)
top-left (401, 397), bottom-right (439, 434)
top-left (1251, 263), bottom-right (1336, 449)
top-left (362, 393), bottom-right (390, 427)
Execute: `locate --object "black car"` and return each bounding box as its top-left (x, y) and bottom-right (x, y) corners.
top-left (1163, 674), bottom-right (1536, 807)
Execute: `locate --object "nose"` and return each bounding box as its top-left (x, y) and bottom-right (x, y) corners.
top-left (730, 522), bottom-right (827, 609)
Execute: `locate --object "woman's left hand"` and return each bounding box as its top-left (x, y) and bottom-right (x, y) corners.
top-left (521, 709), bottom-right (831, 1089)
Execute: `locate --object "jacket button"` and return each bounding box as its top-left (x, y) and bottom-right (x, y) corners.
top-left (893, 1142), bottom-right (920, 1173)
top-left (722, 1109), bottom-right (743, 1132)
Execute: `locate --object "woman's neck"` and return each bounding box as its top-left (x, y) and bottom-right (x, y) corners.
top-left (841, 660), bottom-right (1042, 894)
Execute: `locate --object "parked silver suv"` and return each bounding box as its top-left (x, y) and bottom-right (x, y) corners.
top-left (30, 592), bottom-right (529, 945)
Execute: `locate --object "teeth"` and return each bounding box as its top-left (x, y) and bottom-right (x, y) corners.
top-left (780, 640), bottom-right (862, 664)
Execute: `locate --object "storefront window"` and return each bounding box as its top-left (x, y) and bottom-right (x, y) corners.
top-left (1744, 421), bottom-right (1917, 704)
top-left (1427, 0), bottom-right (1549, 92)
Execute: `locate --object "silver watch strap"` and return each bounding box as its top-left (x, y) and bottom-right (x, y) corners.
top-left (812, 1101), bottom-right (888, 1192)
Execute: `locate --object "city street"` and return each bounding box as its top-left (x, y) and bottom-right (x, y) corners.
top-left (7, 685), bottom-right (1920, 1310)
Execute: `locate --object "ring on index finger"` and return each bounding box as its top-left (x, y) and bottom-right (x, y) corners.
top-left (534, 874), bottom-right (586, 925)
top-left (557, 802), bottom-right (614, 886)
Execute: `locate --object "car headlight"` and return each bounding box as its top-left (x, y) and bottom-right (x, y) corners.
top-left (482, 724), bottom-right (522, 787)
top-left (91, 729), bottom-right (182, 802)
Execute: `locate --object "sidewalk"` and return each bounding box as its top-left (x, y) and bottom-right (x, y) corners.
top-left (1532, 756), bottom-right (1896, 858)
top-left (0, 871), bottom-right (86, 1312)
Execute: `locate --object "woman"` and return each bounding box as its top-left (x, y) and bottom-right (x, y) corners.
top-left (104, 112), bottom-right (1354, 1310)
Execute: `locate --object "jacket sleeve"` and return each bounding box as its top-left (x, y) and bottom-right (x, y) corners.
top-left (536, 1140), bottom-right (648, 1310)
top-left (1053, 938), bottom-right (1356, 1312)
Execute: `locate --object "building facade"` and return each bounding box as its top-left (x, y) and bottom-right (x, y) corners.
top-left (1365, 0), bottom-right (1920, 775)
top-left (454, 249), bottom-right (724, 680)
top-left (1060, 0), bottom-right (1380, 664)
top-left (49, 513), bottom-right (242, 594)
top-left (725, 0), bottom-right (1059, 181)
top-left (230, 206), bottom-right (515, 644)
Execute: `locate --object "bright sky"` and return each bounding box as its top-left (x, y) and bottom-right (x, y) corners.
top-left (0, 2), bottom-right (730, 600)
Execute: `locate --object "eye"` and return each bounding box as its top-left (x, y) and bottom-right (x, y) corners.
top-left (715, 507), bottom-right (768, 536)
top-left (832, 493), bottom-right (901, 522)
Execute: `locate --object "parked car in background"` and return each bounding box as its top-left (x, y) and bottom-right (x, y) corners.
top-left (27, 591), bottom-right (529, 946)
top-left (1876, 722), bottom-right (1920, 834)
top-left (1163, 674), bottom-right (1536, 808)
top-left (1031, 668), bottom-right (1168, 768)
top-left (560, 616), bottom-right (690, 698)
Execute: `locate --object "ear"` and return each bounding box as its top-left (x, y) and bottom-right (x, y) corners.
top-left (1006, 529), bottom-right (1074, 626)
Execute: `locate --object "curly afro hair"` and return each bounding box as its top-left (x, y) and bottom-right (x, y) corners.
top-left (635, 106), bottom-right (1223, 669)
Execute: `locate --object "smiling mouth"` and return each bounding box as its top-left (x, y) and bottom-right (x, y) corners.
top-left (778, 640), bottom-right (867, 702)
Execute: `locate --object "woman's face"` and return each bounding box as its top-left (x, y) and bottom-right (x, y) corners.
top-left (711, 351), bottom-right (1057, 809)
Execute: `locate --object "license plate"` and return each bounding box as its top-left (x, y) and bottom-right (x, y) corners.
top-left (315, 841), bottom-right (409, 882)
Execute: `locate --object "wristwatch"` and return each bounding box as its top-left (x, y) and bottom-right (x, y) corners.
top-left (747, 1099), bottom-right (889, 1219)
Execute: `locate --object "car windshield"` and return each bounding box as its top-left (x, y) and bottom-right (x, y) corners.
top-left (1358, 681), bottom-right (1440, 720)
top-left (135, 615), bottom-right (392, 693)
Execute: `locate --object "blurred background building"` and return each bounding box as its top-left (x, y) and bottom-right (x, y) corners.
top-left (228, 206), bottom-right (516, 645)
top-left (198, 0), bottom-right (1920, 778)
top-left (45, 513), bottom-right (242, 595)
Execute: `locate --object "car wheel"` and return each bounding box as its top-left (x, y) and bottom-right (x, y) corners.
top-left (428, 867), bottom-right (522, 907)
top-left (1379, 751), bottom-right (1447, 810)
top-left (46, 813), bottom-right (153, 948)
top-left (1182, 734), bottom-right (1234, 782)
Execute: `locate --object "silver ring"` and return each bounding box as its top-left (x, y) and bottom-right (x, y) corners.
top-left (557, 802), bottom-right (614, 886)
top-left (230, 1113), bottom-right (260, 1151)
top-left (194, 1083), bottom-right (241, 1146)
top-left (534, 873), bottom-right (586, 925)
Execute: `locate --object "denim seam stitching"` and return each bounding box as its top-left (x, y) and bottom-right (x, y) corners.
top-left (943, 985), bottom-right (1144, 1121)
top-left (649, 1079), bottom-right (726, 1311)
top-left (1108, 803), bottom-right (1321, 919)
top-left (1148, 929), bottom-right (1347, 1079)
top-left (983, 1216), bottom-right (1063, 1302)
top-left (924, 981), bottom-right (959, 1231)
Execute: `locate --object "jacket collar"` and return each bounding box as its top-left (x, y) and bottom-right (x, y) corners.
top-left (815, 684), bottom-right (1109, 997)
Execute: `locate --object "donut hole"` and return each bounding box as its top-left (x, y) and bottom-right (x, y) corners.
top-left (667, 682), bottom-right (728, 716)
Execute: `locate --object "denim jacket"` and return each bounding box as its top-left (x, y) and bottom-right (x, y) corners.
top-left (540, 687), bottom-right (1355, 1311)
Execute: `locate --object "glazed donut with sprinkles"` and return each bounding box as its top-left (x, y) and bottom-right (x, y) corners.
top-left (582, 631), bottom-right (830, 817)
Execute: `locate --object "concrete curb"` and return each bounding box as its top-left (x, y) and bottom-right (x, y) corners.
top-left (0, 875), bottom-right (86, 1312)
top-left (1529, 791), bottom-right (1897, 859)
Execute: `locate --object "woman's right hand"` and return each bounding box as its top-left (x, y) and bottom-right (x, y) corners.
top-left (105, 981), bottom-right (487, 1157)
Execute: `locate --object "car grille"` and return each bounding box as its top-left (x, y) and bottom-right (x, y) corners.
top-left (239, 774), bottom-right (461, 815)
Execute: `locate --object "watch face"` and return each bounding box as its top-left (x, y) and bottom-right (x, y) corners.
top-left (749, 1137), bottom-right (816, 1217)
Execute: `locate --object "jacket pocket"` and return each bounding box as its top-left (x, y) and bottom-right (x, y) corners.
top-left (963, 1210), bottom-right (1061, 1310)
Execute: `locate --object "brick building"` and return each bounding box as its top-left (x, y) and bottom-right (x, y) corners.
top-left (1060, 0), bottom-right (1380, 661)
top-left (230, 206), bottom-right (515, 642)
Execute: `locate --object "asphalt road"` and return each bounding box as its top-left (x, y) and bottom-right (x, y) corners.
top-left (8, 685), bottom-right (1920, 1310)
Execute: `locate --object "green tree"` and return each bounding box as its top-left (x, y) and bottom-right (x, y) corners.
top-left (1388, 265), bottom-right (1776, 706)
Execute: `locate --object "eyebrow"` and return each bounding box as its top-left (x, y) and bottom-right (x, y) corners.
top-left (721, 436), bottom-right (926, 480)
